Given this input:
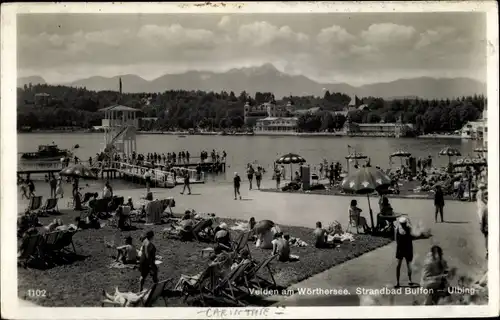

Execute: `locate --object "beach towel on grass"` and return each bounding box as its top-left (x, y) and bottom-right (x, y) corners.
top-left (109, 258), bottom-right (163, 269)
top-left (289, 237), bottom-right (308, 247)
top-left (230, 221), bottom-right (250, 231)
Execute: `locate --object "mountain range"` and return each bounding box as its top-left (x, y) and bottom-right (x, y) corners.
top-left (18, 64), bottom-right (486, 100)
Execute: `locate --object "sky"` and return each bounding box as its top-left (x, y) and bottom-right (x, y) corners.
top-left (17, 12), bottom-right (487, 86)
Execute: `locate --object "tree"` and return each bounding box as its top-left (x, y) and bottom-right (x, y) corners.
top-left (16, 84), bottom-right (486, 134)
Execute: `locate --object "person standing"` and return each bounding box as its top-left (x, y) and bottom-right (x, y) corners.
top-left (144, 169), bottom-right (152, 193)
top-left (246, 164), bottom-right (255, 190)
top-left (139, 231), bottom-right (159, 292)
top-left (395, 216), bottom-right (415, 288)
top-left (186, 151), bottom-right (190, 164)
top-left (255, 166), bottom-right (263, 190)
top-left (434, 185), bottom-right (445, 223)
top-left (233, 172), bottom-right (242, 200)
top-left (49, 175), bottom-right (57, 198)
top-left (27, 179), bottom-right (35, 198)
top-left (55, 177), bottom-right (64, 198)
top-left (274, 166), bottom-right (282, 190)
top-left (180, 170), bottom-right (191, 195)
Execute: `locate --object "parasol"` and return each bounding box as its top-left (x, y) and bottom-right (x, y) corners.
top-left (390, 150), bottom-right (412, 167)
top-left (345, 152), bottom-right (368, 172)
top-left (453, 157), bottom-right (487, 168)
top-left (439, 147), bottom-right (461, 163)
top-left (59, 164), bottom-right (98, 180)
top-left (341, 167), bottom-right (392, 230)
top-left (275, 153), bottom-right (306, 180)
top-left (253, 220), bottom-right (275, 235)
top-left (474, 147), bottom-right (487, 155)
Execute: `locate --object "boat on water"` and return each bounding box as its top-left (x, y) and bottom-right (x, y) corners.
top-left (20, 144), bottom-right (73, 161)
top-left (178, 135), bottom-right (187, 138)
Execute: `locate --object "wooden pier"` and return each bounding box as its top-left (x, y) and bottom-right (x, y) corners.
top-left (110, 162), bottom-right (205, 188)
top-left (17, 161), bottom-right (205, 189)
top-left (148, 158), bottom-right (226, 173)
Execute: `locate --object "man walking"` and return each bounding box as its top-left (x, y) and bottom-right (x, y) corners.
top-left (233, 172), bottom-right (242, 200)
top-left (434, 185), bottom-right (445, 223)
top-left (395, 217), bottom-right (415, 288)
top-left (180, 170), bottom-right (191, 195)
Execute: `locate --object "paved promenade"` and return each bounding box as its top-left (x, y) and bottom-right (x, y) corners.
top-left (18, 179), bottom-right (486, 306)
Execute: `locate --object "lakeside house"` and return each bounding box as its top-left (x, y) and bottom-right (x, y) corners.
top-left (458, 102), bottom-right (487, 141)
top-left (343, 114), bottom-right (415, 138)
top-left (34, 93), bottom-right (51, 106)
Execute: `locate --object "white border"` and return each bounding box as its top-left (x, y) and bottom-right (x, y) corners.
top-left (1, 2), bottom-right (498, 319)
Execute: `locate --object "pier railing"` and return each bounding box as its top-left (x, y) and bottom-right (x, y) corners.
top-left (110, 161), bottom-right (204, 183)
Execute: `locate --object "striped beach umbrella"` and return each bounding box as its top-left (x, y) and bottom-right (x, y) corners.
top-left (59, 164), bottom-right (98, 179)
top-left (276, 153), bottom-right (306, 164)
top-left (474, 147), bottom-right (488, 153)
top-left (390, 150), bottom-right (411, 158)
top-left (390, 150), bottom-right (411, 166)
top-left (453, 157), bottom-right (487, 168)
top-left (276, 153), bottom-right (306, 180)
top-left (345, 152), bottom-right (368, 172)
top-left (254, 220), bottom-right (275, 235)
top-left (439, 147), bottom-right (461, 163)
top-left (345, 152), bottom-right (368, 160)
top-left (341, 167), bottom-right (392, 230)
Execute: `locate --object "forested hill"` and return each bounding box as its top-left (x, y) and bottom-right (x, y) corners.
top-left (17, 84), bottom-right (485, 134)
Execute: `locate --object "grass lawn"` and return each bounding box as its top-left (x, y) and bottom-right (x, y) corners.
top-left (18, 209), bottom-right (392, 307)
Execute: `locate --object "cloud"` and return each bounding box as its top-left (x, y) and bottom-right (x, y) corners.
top-left (415, 27), bottom-right (456, 49)
top-left (17, 15), bottom-right (486, 85)
top-left (237, 21), bottom-right (309, 48)
top-left (361, 23), bottom-right (417, 47)
top-left (218, 15), bottom-right (231, 29)
top-left (317, 25), bottom-right (355, 45)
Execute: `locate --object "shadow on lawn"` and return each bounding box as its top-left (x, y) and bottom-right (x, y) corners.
top-left (26, 253), bottom-right (90, 270)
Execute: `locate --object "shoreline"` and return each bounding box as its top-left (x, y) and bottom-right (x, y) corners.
top-left (18, 130), bottom-right (459, 139)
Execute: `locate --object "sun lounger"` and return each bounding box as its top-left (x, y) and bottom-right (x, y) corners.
top-left (18, 234), bottom-right (43, 268)
top-left (244, 254), bottom-right (278, 290)
top-left (26, 196), bottom-right (43, 215)
top-left (212, 261), bottom-right (253, 305)
top-left (101, 279), bottom-right (171, 307)
top-left (40, 198), bottom-right (59, 215)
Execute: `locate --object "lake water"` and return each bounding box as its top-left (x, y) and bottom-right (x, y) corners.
top-left (17, 133), bottom-right (481, 183)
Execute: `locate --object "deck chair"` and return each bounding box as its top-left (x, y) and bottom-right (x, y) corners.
top-left (109, 206), bottom-right (132, 228)
top-left (232, 231), bottom-right (253, 259)
top-left (38, 230), bottom-right (63, 263)
top-left (346, 212), bottom-right (365, 234)
top-left (18, 234), bottom-right (43, 268)
top-left (40, 198), bottom-right (59, 215)
top-left (212, 261), bottom-right (252, 305)
top-left (192, 219), bottom-right (214, 242)
top-left (244, 254), bottom-right (278, 290)
top-left (177, 264), bottom-right (219, 306)
top-left (26, 196), bottom-right (43, 215)
top-left (53, 230), bottom-right (77, 255)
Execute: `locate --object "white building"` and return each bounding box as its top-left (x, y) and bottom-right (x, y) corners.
top-left (254, 116), bottom-right (299, 133)
top-left (460, 120), bottom-right (486, 140)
